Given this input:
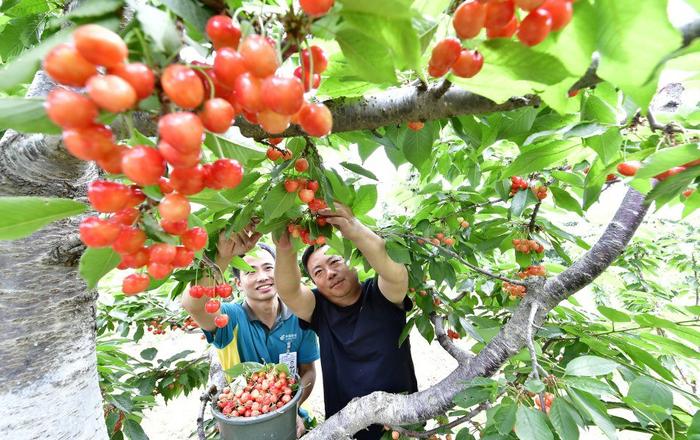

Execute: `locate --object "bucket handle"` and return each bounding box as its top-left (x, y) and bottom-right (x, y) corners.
top-left (197, 384), bottom-right (218, 440)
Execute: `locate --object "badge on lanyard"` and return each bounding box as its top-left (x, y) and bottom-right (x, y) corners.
top-left (278, 340), bottom-right (297, 377)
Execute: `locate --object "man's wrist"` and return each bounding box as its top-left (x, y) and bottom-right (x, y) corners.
top-left (341, 218), bottom-right (365, 241)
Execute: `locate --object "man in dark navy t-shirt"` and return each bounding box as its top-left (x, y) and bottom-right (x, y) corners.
top-left (274, 203), bottom-right (418, 440)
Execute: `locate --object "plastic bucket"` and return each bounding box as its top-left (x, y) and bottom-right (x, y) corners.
top-left (211, 382), bottom-right (303, 440)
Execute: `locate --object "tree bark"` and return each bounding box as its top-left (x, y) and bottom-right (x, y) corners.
top-left (302, 188), bottom-right (649, 439)
top-left (0, 71), bottom-right (106, 440)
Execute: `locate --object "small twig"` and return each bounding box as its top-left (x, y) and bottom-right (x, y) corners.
top-left (391, 403), bottom-right (489, 438)
top-left (433, 79), bottom-right (452, 99)
top-left (400, 232), bottom-right (524, 285)
top-left (430, 313), bottom-right (472, 363)
top-left (528, 200), bottom-right (542, 233)
top-left (197, 385), bottom-right (217, 440)
top-left (526, 303), bottom-right (547, 413)
top-left (202, 254), bottom-right (226, 284)
top-left (647, 110), bottom-right (684, 135)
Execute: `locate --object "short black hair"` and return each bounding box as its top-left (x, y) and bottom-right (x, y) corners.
top-left (231, 243), bottom-right (276, 278)
top-left (301, 245), bottom-right (318, 278)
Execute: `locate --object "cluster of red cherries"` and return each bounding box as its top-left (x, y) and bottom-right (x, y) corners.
top-left (217, 369), bottom-right (297, 418)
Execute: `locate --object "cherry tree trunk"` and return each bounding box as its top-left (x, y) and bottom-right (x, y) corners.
top-left (0, 71), bottom-right (107, 440)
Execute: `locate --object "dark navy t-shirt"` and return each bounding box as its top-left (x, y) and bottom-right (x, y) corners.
top-left (300, 277), bottom-right (418, 440)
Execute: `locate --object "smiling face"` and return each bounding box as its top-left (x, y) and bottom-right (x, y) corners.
top-left (306, 246), bottom-right (361, 304)
top-left (236, 251), bottom-right (277, 302)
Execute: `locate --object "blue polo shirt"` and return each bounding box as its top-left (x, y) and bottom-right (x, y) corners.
top-left (202, 299), bottom-right (320, 370)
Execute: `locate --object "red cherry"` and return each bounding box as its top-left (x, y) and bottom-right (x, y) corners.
top-left (284, 179), bottom-right (300, 193)
top-left (158, 112), bottom-right (204, 153)
top-left (205, 299), bottom-right (221, 313)
top-left (299, 189), bottom-right (314, 203)
top-left (215, 314), bottom-right (229, 328)
top-left (300, 46), bottom-right (328, 74)
top-left (159, 177), bottom-right (174, 195)
top-left (616, 161), bottom-right (641, 177)
top-left (242, 110), bottom-right (259, 124)
top-left (295, 158), bottom-right (309, 172)
top-left (216, 284), bottom-right (233, 298)
top-left (199, 98), bottom-right (236, 133)
top-left (96, 145), bottom-right (126, 174)
top-left (158, 141), bottom-right (201, 168)
top-left (63, 124), bottom-right (115, 161)
top-left (262, 76), bottom-right (305, 116)
top-left (307, 180), bottom-right (319, 192)
top-left (239, 35), bottom-right (279, 78)
top-left (43, 43), bottom-right (97, 87)
top-left (203, 286), bottom-right (216, 297)
top-left (45, 88), bottom-right (97, 129)
top-left (293, 66), bottom-right (321, 92)
top-left (452, 49), bottom-right (484, 78)
top-left (109, 63), bottom-right (155, 100)
top-left (110, 208), bottom-right (140, 226)
top-left (539, 0), bottom-right (573, 31)
top-left (88, 180), bottom-right (130, 213)
top-left (189, 285), bottom-right (205, 298)
top-left (683, 159), bottom-right (700, 168)
top-left (213, 48), bottom-right (248, 88)
top-left (73, 24), bottom-right (127, 68)
top-left (407, 121), bottom-right (424, 131)
top-left (267, 147), bottom-right (283, 161)
top-left (147, 262), bottom-right (172, 280)
top-left (269, 137), bottom-right (283, 146)
top-left (487, 15), bottom-right (519, 38)
top-left (517, 8), bottom-right (552, 46)
top-left (112, 226), bottom-right (146, 254)
top-left (122, 274), bottom-right (150, 295)
top-left (233, 72), bottom-right (265, 113)
top-left (170, 166), bottom-right (206, 195)
top-left (181, 227), bottom-right (208, 251)
top-left (173, 246), bottom-right (195, 268)
top-left (453, 1), bottom-right (486, 39)
top-left (316, 217), bottom-right (327, 226)
top-left (121, 146), bottom-right (165, 186)
top-left (655, 166), bottom-right (686, 181)
top-left (79, 216), bottom-right (121, 247)
top-left (300, 0), bottom-right (334, 17)
top-left (429, 38), bottom-right (461, 70)
top-left (683, 188), bottom-right (695, 198)
top-left (159, 193), bottom-right (191, 222)
top-left (208, 159), bottom-right (243, 189)
top-left (298, 103), bottom-right (332, 137)
top-left (485, 0), bottom-right (516, 29)
top-left (161, 219), bottom-right (188, 235)
top-left (258, 110), bottom-right (291, 134)
top-left (149, 243), bottom-right (177, 264)
top-left (161, 65), bottom-right (205, 109)
top-left (515, 0), bottom-right (544, 10)
top-left (206, 15), bottom-right (242, 49)
top-left (86, 74), bottom-right (138, 113)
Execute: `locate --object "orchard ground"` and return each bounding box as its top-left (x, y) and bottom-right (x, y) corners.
top-left (99, 175), bottom-right (695, 439)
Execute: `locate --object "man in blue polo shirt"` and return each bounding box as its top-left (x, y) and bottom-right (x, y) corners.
top-left (181, 227), bottom-right (319, 437)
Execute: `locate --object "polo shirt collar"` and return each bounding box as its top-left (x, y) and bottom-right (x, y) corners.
top-left (242, 297), bottom-right (292, 324)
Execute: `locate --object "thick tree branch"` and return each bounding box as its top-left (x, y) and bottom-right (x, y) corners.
top-left (236, 85), bottom-right (540, 140)
top-left (302, 187), bottom-right (649, 440)
top-left (430, 313), bottom-right (472, 364)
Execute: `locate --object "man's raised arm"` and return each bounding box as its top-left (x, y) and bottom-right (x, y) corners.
top-left (273, 231), bottom-right (316, 323)
top-left (319, 203), bottom-right (408, 304)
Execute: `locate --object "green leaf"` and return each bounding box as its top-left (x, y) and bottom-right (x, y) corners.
top-left (262, 185), bottom-right (297, 220)
top-left (386, 241), bottom-right (411, 264)
top-left (567, 388), bottom-right (617, 440)
top-left (503, 140), bottom-right (581, 178)
top-left (338, 0), bottom-right (413, 19)
top-left (339, 161), bottom-right (378, 180)
top-left (595, 0), bottom-right (682, 109)
top-left (510, 187), bottom-right (529, 218)
top-left (688, 411), bottom-right (700, 440)
top-left (635, 143), bottom-right (700, 179)
top-left (564, 377), bottom-right (616, 398)
top-left (187, 189), bottom-right (234, 211)
top-left (135, 3), bottom-right (181, 55)
top-left (597, 305), bottom-right (631, 322)
top-left (626, 376), bottom-right (673, 425)
top-left (399, 120), bottom-right (436, 172)
top-left (352, 185), bottom-right (377, 216)
top-left (524, 379), bottom-right (545, 394)
top-left (550, 187), bottom-right (583, 216)
top-left (491, 403), bottom-right (517, 435)
top-left (122, 419), bottom-right (148, 440)
top-left (585, 128), bottom-right (622, 165)
top-left (335, 27), bottom-right (396, 84)
top-left (66, 0), bottom-right (124, 18)
top-left (415, 313), bottom-right (434, 343)
top-left (140, 348), bottom-right (157, 361)
top-left (549, 398), bottom-right (579, 440)
top-left (565, 356), bottom-right (618, 377)
top-left (79, 248), bottom-right (121, 289)
top-left (646, 165), bottom-right (700, 208)
top-left (0, 197), bottom-right (87, 240)
top-left (160, 0), bottom-right (211, 32)
top-left (514, 406), bottom-right (553, 440)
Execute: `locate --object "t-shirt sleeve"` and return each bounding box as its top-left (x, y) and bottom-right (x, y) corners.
top-left (298, 289), bottom-right (321, 332)
top-left (297, 327), bottom-right (320, 364)
top-left (201, 303), bottom-right (239, 349)
top-left (368, 276), bottom-right (413, 312)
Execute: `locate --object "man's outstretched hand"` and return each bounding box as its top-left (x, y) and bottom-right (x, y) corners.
top-left (216, 220), bottom-right (262, 260)
top-left (317, 202), bottom-right (361, 240)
